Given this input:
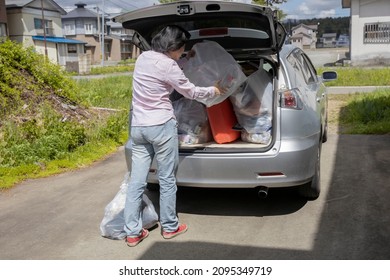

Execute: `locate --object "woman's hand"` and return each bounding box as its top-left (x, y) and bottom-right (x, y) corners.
top-left (186, 49), bottom-right (195, 60)
top-left (214, 80), bottom-right (227, 96)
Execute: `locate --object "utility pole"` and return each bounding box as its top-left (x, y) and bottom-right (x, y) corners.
top-left (40, 0), bottom-right (48, 57)
top-left (96, 6), bottom-right (100, 55)
top-left (101, 0), bottom-right (105, 66)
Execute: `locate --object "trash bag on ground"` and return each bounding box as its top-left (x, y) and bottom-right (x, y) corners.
top-left (100, 172), bottom-right (158, 240)
top-left (173, 98), bottom-right (212, 145)
top-left (182, 41), bottom-right (247, 107)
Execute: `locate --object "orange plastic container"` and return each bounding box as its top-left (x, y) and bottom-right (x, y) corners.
top-left (206, 99), bottom-right (241, 144)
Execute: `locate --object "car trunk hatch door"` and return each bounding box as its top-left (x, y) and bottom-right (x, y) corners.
top-left (114, 1), bottom-right (286, 61)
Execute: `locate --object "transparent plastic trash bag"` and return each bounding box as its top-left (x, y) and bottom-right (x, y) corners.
top-left (173, 98), bottom-right (212, 145)
top-left (230, 69), bottom-right (273, 143)
top-left (183, 41), bottom-right (247, 107)
top-left (100, 173), bottom-right (158, 240)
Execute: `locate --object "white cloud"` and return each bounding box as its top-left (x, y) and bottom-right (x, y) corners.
top-left (318, 9), bottom-right (336, 18)
top-left (277, 0), bottom-right (349, 19)
top-left (298, 3), bottom-right (311, 15)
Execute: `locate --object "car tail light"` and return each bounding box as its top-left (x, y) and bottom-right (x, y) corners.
top-left (280, 89), bottom-right (303, 110)
top-left (257, 172), bottom-right (285, 177)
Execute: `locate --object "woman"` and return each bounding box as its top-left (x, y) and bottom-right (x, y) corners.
top-left (124, 25), bottom-right (224, 247)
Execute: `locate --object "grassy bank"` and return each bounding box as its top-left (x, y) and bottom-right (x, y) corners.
top-left (0, 40), bottom-right (131, 189)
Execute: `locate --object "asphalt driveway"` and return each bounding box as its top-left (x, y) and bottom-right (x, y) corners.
top-left (0, 134), bottom-right (389, 260)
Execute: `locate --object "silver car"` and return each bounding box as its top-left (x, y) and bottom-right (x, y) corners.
top-left (115, 1), bottom-right (337, 200)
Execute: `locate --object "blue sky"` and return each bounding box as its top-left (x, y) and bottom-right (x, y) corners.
top-left (56, 0), bottom-right (350, 19)
top-left (274, 0), bottom-right (350, 19)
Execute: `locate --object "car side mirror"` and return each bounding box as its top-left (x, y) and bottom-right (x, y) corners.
top-left (322, 71), bottom-right (338, 82)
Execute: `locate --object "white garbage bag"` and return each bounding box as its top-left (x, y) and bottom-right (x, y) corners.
top-left (173, 98), bottom-right (212, 144)
top-left (230, 69), bottom-right (273, 144)
top-left (100, 172), bottom-right (158, 240)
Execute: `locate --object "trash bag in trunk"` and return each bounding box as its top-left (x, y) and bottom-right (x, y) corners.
top-left (173, 98), bottom-right (212, 145)
top-left (230, 69), bottom-right (273, 144)
top-left (183, 41), bottom-right (247, 107)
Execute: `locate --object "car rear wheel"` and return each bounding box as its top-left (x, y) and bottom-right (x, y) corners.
top-left (298, 145), bottom-right (321, 200)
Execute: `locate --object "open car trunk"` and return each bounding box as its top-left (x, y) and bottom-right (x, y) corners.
top-left (172, 40), bottom-right (277, 151)
top-left (114, 1), bottom-right (286, 152)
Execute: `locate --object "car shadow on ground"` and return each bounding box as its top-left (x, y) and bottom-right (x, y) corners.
top-left (147, 187), bottom-right (307, 218)
top-left (140, 134), bottom-right (390, 260)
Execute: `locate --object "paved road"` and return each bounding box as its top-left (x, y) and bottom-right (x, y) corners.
top-left (0, 134), bottom-right (389, 260)
top-left (305, 47), bottom-right (348, 68)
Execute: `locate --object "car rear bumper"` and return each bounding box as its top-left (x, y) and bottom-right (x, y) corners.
top-left (124, 133), bottom-right (320, 189)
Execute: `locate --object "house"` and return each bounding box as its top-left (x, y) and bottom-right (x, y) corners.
top-left (290, 23), bottom-right (318, 49)
top-left (342, 0), bottom-right (390, 66)
top-left (335, 34), bottom-right (349, 48)
top-left (320, 33), bottom-right (337, 48)
top-left (62, 3), bottom-right (139, 65)
top-left (5, 0), bottom-right (87, 71)
top-left (0, 0), bottom-right (7, 38)
top-left (62, 2), bottom-right (105, 65)
top-left (107, 16), bottom-right (140, 60)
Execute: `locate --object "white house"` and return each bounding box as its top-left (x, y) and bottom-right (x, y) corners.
top-left (342, 0), bottom-right (390, 66)
top-left (321, 33), bottom-right (337, 48)
top-left (6, 0), bottom-right (86, 69)
top-left (62, 3), bottom-right (140, 65)
top-left (290, 23), bottom-right (318, 49)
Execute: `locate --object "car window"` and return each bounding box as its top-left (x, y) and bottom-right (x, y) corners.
top-left (301, 53), bottom-right (318, 84)
top-left (286, 51), bottom-right (306, 86)
top-left (287, 49), bottom-right (317, 85)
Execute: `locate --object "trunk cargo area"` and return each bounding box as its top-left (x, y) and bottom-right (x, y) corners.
top-left (173, 41), bottom-right (275, 151)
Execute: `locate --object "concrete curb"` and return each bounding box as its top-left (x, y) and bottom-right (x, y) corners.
top-left (328, 86), bottom-right (390, 94)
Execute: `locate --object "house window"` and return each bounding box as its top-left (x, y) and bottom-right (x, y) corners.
top-left (34, 18), bottom-right (53, 35)
top-left (64, 24), bottom-right (75, 35)
top-left (84, 23), bottom-right (93, 34)
top-left (364, 22), bottom-right (390, 44)
top-left (0, 23), bottom-right (7, 37)
top-left (68, 44), bottom-right (77, 54)
top-left (121, 41), bottom-right (132, 60)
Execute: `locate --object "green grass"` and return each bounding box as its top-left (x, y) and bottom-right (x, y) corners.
top-left (319, 67), bottom-right (390, 86)
top-left (90, 64), bottom-right (134, 75)
top-left (0, 138), bottom-right (124, 189)
top-left (339, 90), bottom-right (390, 134)
top-left (76, 76), bottom-right (133, 109)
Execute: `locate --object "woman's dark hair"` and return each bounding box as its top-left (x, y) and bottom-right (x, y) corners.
top-left (151, 25), bottom-right (191, 53)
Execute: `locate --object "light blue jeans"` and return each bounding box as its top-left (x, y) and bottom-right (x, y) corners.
top-left (124, 119), bottom-right (179, 237)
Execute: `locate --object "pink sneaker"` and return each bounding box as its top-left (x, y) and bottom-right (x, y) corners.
top-left (162, 224), bottom-right (188, 239)
top-left (126, 229), bottom-right (149, 247)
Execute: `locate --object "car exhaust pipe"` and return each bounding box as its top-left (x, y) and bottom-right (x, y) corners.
top-left (257, 186), bottom-right (269, 199)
